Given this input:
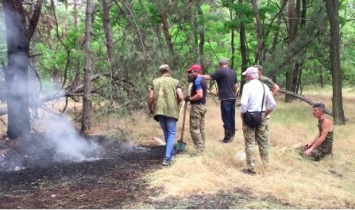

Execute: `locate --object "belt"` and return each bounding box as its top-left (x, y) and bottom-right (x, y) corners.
top-left (191, 102), bottom-right (206, 105)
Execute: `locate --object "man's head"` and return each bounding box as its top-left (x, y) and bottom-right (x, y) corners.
top-left (242, 66), bottom-right (259, 80)
top-left (187, 64), bottom-right (202, 82)
top-left (159, 64), bottom-right (170, 74)
top-left (254, 64), bottom-right (263, 74)
top-left (219, 58), bottom-right (229, 68)
top-left (312, 102), bottom-right (325, 118)
top-left (187, 64), bottom-right (202, 74)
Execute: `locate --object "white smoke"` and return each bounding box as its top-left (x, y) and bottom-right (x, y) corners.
top-left (40, 113), bottom-right (102, 162)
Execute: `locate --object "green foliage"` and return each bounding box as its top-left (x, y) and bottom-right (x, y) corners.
top-left (0, 10), bottom-right (6, 64)
top-left (13, 0), bottom-right (353, 121)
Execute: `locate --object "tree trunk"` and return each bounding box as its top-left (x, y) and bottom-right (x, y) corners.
top-left (251, 0), bottom-right (263, 65)
top-left (238, 0), bottom-right (248, 92)
top-left (3, 0), bottom-right (43, 139)
top-left (196, 1), bottom-right (205, 70)
top-left (270, 0), bottom-right (287, 54)
top-left (102, 0), bottom-right (114, 71)
top-left (229, 0), bottom-right (236, 69)
top-left (73, 0), bottom-right (78, 27)
top-left (324, 0), bottom-right (345, 124)
top-left (81, 0), bottom-right (94, 132)
top-left (285, 0), bottom-right (299, 102)
top-left (160, 12), bottom-right (174, 55)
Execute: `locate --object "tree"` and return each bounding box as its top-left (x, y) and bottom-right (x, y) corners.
top-left (251, 0), bottom-right (263, 64)
top-left (102, 0), bottom-right (114, 71)
top-left (3, 0), bottom-right (43, 139)
top-left (81, 0), bottom-right (94, 132)
top-left (324, 0), bottom-right (345, 124)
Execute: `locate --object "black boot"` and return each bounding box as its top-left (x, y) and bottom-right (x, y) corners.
top-left (223, 129), bottom-right (232, 143)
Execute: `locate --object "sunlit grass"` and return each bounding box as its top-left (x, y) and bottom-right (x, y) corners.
top-left (95, 86), bottom-right (355, 208)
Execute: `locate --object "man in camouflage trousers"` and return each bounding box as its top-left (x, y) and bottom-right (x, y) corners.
top-left (148, 64), bottom-right (184, 166)
top-left (240, 67), bottom-right (276, 175)
top-left (255, 65), bottom-right (280, 144)
top-left (184, 64), bottom-right (207, 156)
top-left (300, 103), bottom-right (334, 161)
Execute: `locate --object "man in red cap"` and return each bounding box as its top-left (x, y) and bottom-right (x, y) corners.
top-left (185, 64), bottom-right (207, 156)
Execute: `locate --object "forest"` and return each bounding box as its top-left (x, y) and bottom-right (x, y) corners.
top-left (0, 0), bottom-right (355, 208)
top-left (0, 0), bottom-right (354, 138)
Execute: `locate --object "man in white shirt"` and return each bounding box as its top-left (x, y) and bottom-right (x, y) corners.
top-left (240, 67), bottom-right (276, 175)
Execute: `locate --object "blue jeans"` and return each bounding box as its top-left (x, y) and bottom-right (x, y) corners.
top-left (220, 99), bottom-right (236, 131)
top-left (157, 115), bottom-right (177, 160)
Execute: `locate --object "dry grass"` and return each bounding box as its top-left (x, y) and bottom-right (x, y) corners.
top-left (1, 87), bottom-right (354, 208)
top-left (119, 87), bottom-right (355, 208)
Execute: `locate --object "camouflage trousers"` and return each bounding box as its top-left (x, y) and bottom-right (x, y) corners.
top-left (299, 144), bottom-right (332, 161)
top-left (189, 104), bottom-right (207, 152)
top-left (265, 116), bottom-right (270, 143)
top-left (243, 115), bottom-right (269, 172)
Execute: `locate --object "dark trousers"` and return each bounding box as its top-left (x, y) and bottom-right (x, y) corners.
top-left (220, 99), bottom-right (236, 131)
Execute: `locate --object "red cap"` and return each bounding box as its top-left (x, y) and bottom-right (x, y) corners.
top-left (187, 64), bottom-right (202, 73)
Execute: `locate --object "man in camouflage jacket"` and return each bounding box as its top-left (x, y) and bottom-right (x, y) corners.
top-left (148, 64), bottom-right (184, 166)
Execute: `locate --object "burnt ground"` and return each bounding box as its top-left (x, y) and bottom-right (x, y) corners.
top-left (0, 134), bottom-right (292, 209)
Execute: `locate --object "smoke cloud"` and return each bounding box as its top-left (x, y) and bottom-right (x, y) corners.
top-left (40, 113), bottom-right (102, 162)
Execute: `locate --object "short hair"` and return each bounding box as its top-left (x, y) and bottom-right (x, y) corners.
top-left (159, 64), bottom-right (170, 72)
top-left (219, 59), bottom-right (228, 65)
top-left (254, 64), bottom-right (263, 71)
top-left (313, 103), bottom-right (325, 112)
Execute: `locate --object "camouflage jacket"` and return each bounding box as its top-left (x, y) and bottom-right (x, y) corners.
top-left (151, 75), bottom-right (181, 122)
top-left (259, 75), bottom-right (275, 90)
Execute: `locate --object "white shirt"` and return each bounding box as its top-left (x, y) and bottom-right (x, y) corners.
top-left (240, 79), bottom-right (276, 113)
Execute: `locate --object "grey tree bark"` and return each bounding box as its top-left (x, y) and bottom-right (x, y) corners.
top-left (238, 0), bottom-right (249, 92)
top-left (81, 0), bottom-right (95, 132)
top-left (3, 0), bottom-right (43, 139)
top-left (102, 0), bottom-right (114, 71)
top-left (324, 0), bottom-right (345, 124)
top-left (251, 0), bottom-right (263, 65)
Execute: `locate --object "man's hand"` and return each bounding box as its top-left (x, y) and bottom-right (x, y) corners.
top-left (304, 148), bottom-right (313, 156)
top-left (184, 96), bottom-right (190, 102)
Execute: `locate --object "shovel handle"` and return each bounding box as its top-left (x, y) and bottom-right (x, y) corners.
top-left (179, 83), bottom-right (192, 140)
top-left (180, 101), bottom-right (188, 140)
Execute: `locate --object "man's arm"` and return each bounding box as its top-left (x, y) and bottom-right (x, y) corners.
top-left (147, 89), bottom-right (154, 114)
top-left (264, 87), bottom-right (276, 117)
top-left (190, 89), bottom-right (203, 101)
top-left (304, 119), bottom-right (332, 156)
top-left (201, 74), bottom-right (212, 80)
top-left (240, 85), bottom-right (249, 120)
top-left (234, 83), bottom-right (239, 94)
top-left (304, 135), bottom-right (319, 149)
top-left (272, 83), bottom-right (280, 96)
top-left (176, 88), bottom-right (184, 103)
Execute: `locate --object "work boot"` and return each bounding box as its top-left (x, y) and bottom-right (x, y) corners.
top-left (222, 129), bottom-right (232, 143)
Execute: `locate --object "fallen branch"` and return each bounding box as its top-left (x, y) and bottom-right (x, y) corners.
top-left (235, 89), bottom-right (350, 121)
top-left (278, 89), bottom-right (334, 115)
top-left (278, 89), bottom-right (350, 121)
